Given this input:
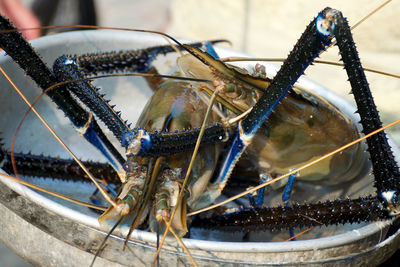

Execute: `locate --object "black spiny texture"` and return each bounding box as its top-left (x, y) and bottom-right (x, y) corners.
top-left (0, 149), bottom-right (120, 184)
top-left (0, 15), bottom-right (89, 128)
top-left (333, 12), bottom-right (400, 194)
top-left (76, 40), bottom-right (228, 76)
top-left (133, 123), bottom-right (228, 157)
top-left (53, 55), bottom-right (131, 144)
top-left (191, 196), bottom-right (390, 232)
top-left (241, 11), bottom-right (331, 135)
top-left (76, 48), bottom-right (163, 75)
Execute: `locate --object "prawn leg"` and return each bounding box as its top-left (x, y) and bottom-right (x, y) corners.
top-left (0, 15), bottom-right (125, 177)
top-left (0, 141), bottom-right (119, 184)
top-left (282, 173), bottom-right (298, 240)
top-left (204, 8), bottom-right (400, 214)
top-left (52, 40), bottom-right (226, 148)
top-left (194, 8), bottom-right (400, 231)
top-left (0, 14), bottom-right (228, 180)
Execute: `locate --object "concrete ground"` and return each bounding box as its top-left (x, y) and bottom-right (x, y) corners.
top-left (1, 0), bottom-right (399, 265)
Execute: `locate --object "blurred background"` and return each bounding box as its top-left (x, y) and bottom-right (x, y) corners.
top-left (0, 0), bottom-right (399, 265)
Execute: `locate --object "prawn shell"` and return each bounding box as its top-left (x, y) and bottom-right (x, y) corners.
top-left (136, 79), bottom-right (221, 232)
top-left (177, 51), bottom-right (366, 186)
top-left (247, 88), bottom-right (366, 185)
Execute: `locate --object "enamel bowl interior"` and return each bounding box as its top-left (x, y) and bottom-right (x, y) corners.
top-left (0, 30), bottom-right (399, 266)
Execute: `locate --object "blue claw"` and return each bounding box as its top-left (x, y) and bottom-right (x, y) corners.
top-left (90, 189), bottom-right (103, 207)
top-left (256, 175), bottom-right (268, 207)
top-left (288, 226), bottom-right (296, 241)
top-left (81, 114), bottom-right (125, 179)
top-left (282, 173), bottom-right (297, 202)
top-left (204, 41), bottom-right (220, 59)
top-left (282, 172), bottom-right (298, 241)
top-left (213, 129), bottom-right (247, 190)
top-left (248, 193), bottom-right (256, 207)
top-left (248, 175), bottom-right (268, 208)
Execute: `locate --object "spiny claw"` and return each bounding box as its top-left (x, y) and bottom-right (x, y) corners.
top-left (122, 123), bottom-right (227, 157)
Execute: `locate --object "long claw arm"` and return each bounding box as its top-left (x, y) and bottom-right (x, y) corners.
top-left (211, 8), bottom-right (334, 195)
top-left (52, 41), bottom-right (230, 157)
top-left (331, 9), bottom-right (400, 214)
top-left (192, 196), bottom-right (388, 231)
top-left (196, 7), bottom-right (400, 223)
top-left (0, 15), bottom-right (126, 177)
top-left (211, 8), bottom-right (400, 215)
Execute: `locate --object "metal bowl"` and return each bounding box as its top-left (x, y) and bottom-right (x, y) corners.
top-left (0, 30), bottom-right (399, 266)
